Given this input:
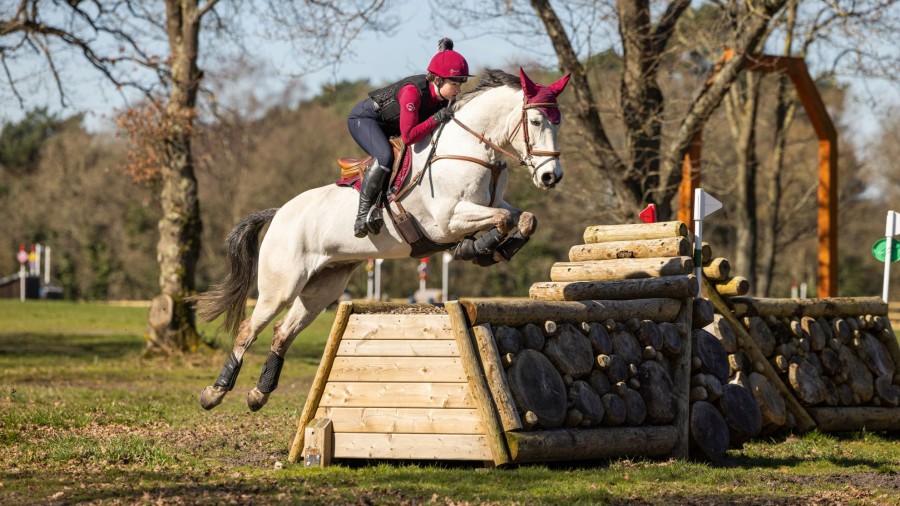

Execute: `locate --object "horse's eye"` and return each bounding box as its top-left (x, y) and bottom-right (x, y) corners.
top-left (530, 119), bottom-right (541, 126)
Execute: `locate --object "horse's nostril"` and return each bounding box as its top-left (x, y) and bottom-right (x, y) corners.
top-left (541, 172), bottom-right (556, 186)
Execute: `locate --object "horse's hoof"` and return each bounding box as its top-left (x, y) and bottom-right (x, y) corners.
top-left (247, 387), bottom-right (269, 412)
top-left (199, 385), bottom-right (227, 410)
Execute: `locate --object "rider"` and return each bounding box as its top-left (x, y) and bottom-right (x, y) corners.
top-left (347, 38), bottom-right (472, 238)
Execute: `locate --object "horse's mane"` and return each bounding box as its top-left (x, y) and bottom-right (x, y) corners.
top-left (452, 69), bottom-right (521, 111)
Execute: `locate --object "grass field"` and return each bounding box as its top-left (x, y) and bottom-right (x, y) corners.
top-left (1, 299), bottom-right (898, 505)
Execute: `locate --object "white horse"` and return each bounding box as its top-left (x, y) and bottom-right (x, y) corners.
top-left (195, 68), bottom-right (571, 411)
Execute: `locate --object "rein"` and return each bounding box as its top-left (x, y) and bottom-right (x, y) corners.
top-left (391, 96), bottom-right (562, 207)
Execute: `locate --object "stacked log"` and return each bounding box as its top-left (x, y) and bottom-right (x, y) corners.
top-left (484, 317), bottom-right (685, 431)
top-left (728, 298), bottom-right (900, 417)
top-left (699, 240), bottom-right (900, 433)
top-left (529, 221), bottom-right (761, 460)
top-left (700, 249), bottom-right (750, 298)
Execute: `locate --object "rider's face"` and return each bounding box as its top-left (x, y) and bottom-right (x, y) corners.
top-left (437, 79), bottom-right (463, 100)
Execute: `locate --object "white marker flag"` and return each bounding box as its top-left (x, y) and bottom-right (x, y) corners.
top-left (694, 188), bottom-right (723, 220)
top-left (887, 210), bottom-right (900, 237)
top-left (693, 189), bottom-right (723, 298)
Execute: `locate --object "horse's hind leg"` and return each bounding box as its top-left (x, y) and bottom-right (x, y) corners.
top-left (199, 298), bottom-right (285, 410)
top-left (247, 263), bottom-right (359, 411)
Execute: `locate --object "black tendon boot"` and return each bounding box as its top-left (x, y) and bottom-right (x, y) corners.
top-left (354, 161), bottom-right (391, 238)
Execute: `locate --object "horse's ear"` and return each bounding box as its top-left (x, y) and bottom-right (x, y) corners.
top-left (519, 67), bottom-right (539, 99)
top-left (549, 73), bottom-right (571, 96)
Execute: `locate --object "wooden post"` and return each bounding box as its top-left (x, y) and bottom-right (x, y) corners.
top-left (807, 407), bottom-right (900, 431)
top-left (471, 324), bottom-right (523, 432)
top-left (568, 237), bottom-right (692, 261)
top-left (506, 426), bottom-right (678, 463)
top-left (460, 298), bottom-right (683, 327)
top-left (446, 301), bottom-right (511, 466)
top-left (679, 133), bottom-right (702, 225)
top-left (730, 297), bottom-right (888, 319)
top-left (583, 221), bottom-right (690, 244)
top-left (669, 298), bottom-right (693, 459)
top-left (529, 275), bottom-right (698, 301)
top-left (550, 257), bottom-right (693, 282)
top-left (288, 301), bottom-right (353, 463)
top-left (302, 418), bottom-right (333, 467)
top-left (702, 278), bottom-right (816, 431)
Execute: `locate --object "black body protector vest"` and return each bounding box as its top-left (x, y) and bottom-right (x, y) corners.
top-left (368, 75), bottom-right (447, 136)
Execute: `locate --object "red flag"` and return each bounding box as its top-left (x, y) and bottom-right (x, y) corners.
top-left (639, 204), bottom-right (657, 223)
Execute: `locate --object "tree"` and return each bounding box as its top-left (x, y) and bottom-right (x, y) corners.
top-left (0, 107), bottom-right (63, 176)
top-left (436, 0), bottom-right (789, 220)
top-left (0, 0), bottom-right (393, 353)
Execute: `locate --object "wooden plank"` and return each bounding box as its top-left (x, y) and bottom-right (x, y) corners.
top-left (314, 407), bottom-right (485, 434)
top-left (669, 298), bottom-right (693, 460)
top-left (337, 339), bottom-right (459, 357)
top-left (289, 301), bottom-right (353, 463)
top-left (333, 433), bottom-right (492, 461)
top-left (808, 407), bottom-right (900, 432)
top-left (342, 314), bottom-right (454, 340)
top-left (702, 278), bottom-right (817, 431)
top-left (471, 324), bottom-right (523, 431)
top-left (328, 357), bottom-right (467, 382)
top-left (447, 301), bottom-right (511, 466)
top-left (506, 426), bottom-right (678, 463)
top-left (319, 382), bottom-right (476, 408)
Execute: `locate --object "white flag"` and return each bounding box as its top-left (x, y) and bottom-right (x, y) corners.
top-left (887, 210), bottom-right (900, 237)
top-left (694, 188), bottom-right (722, 220)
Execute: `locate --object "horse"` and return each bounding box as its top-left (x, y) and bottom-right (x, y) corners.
top-left (195, 68), bottom-right (571, 411)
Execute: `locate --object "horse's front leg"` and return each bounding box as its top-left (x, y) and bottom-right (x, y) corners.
top-left (445, 201), bottom-right (529, 265)
top-left (494, 200), bottom-right (538, 262)
top-left (445, 200), bottom-right (516, 236)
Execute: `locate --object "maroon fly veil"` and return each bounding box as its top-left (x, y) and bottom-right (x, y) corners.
top-left (519, 67), bottom-right (571, 124)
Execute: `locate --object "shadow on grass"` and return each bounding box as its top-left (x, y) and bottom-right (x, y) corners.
top-left (0, 333), bottom-right (143, 360)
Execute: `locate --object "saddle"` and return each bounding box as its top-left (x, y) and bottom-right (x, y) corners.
top-left (338, 136), bottom-right (406, 181)
top-left (335, 136), bottom-right (455, 258)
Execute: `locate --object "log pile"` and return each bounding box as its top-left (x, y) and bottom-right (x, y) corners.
top-left (700, 241), bottom-right (900, 433)
top-left (528, 221), bottom-right (762, 460)
top-left (728, 299), bottom-right (900, 410)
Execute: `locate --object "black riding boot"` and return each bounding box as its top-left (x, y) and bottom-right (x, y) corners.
top-left (354, 161), bottom-right (391, 238)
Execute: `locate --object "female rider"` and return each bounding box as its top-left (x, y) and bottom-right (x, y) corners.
top-left (347, 38), bottom-right (472, 238)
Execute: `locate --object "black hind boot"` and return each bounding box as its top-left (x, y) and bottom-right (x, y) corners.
top-left (354, 160), bottom-right (391, 238)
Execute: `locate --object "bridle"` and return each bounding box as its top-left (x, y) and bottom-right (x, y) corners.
top-left (412, 97), bottom-right (561, 204)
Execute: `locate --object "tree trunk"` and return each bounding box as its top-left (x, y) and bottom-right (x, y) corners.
top-left (148, 0), bottom-right (204, 354)
top-left (731, 73), bottom-right (761, 292)
top-left (657, 0), bottom-right (789, 220)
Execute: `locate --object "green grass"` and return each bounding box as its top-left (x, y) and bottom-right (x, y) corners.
top-left (1, 299), bottom-right (898, 505)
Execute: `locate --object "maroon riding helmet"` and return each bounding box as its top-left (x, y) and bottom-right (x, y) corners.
top-left (427, 38), bottom-right (473, 81)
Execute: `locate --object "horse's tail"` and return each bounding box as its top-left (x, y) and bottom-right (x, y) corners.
top-left (193, 208), bottom-right (279, 337)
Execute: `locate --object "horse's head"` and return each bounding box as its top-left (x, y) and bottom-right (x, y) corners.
top-left (516, 68), bottom-right (571, 189)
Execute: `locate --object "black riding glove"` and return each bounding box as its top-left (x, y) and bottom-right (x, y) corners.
top-left (432, 107), bottom-right (453, 124)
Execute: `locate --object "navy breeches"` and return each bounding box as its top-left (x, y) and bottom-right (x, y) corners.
top-left (348, 99), bottom-right (394, 167)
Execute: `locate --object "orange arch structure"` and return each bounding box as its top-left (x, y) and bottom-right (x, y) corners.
top-left (678, 51), bottom-right (838, 297)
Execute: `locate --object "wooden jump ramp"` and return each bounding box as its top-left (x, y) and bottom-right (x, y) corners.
top-left (288, 296), bottom-right (694, 467)
top-left (288, 221), bottom-right (900, 467)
